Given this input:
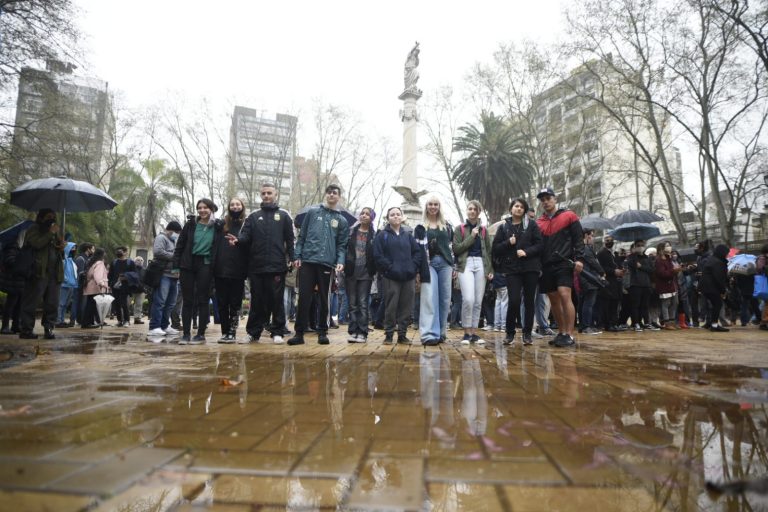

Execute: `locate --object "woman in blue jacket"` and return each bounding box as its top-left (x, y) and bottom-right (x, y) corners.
top-left (373, 207), bottom-right (422, 345)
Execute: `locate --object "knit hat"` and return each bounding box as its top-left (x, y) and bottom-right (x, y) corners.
top-left (166, 221), bottom-right (182, 232)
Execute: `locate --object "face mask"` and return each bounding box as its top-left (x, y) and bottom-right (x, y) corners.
top-left (42, 218), bottom-right (55, 228)
top-left (229, 210), bottom-right (242, 219)
top-left (635, 247), bottom-right (645, 254)
top-left (170, 233), bottom-right (179, 242)
top-left (604, 241), bottom-right (614, 249)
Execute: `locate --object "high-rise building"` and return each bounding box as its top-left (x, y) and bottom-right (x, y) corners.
top-left (11, 60), bottom-right (113, 185)
top-left (227, 107), bottom-right (297, 210)
top-left (530, 62), bottom-right (683, 230)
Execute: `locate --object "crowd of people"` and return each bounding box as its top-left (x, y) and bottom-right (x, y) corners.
top-left (2, 185), bottom-right (767, 347)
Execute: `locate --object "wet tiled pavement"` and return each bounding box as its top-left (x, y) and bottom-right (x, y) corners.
top-left (1, 324), bottom-right (768, 511)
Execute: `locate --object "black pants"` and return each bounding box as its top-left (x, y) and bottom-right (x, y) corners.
top-left (215, 277), bottom-right (244, 335)
top-left (82, 294), bottom-right (99, 327)
top-left (629, 286), bottom-right (651, 326)
top-left (295, 263), bottom-right (333, 334)
top-left (506, 272), bottom-right (538, 335)
top-left (180, 256), bottom-right (212, 335)
top-left (20, 276), bottom-right (59, 333)
top-left (2, 291), bottom-right (21, 330)
top-left (246, 273), bottom-right (287, 336)
top-left (600, 294), bottom-right (619, 329)
top-left (113, 287), bottom-right (130, 323)
top-left (704, 293), bottom-right (723, 325)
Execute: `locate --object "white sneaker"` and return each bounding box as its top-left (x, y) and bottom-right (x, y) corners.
top-left (164, 326), bottom-right (179, 335)
top-left (347, 334), bottom-right (360, 342)
top-left (148, 328), bottom-right (166, 336)
top-left (481, 325), bottom-right (492, 331)
top-left (273, 335), bottom-right (285, 344)
top-left (475, 336), bottom-right (485, 344)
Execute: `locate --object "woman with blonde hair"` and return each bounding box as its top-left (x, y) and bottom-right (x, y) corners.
top-left (414, 196), bottom-right (453, 346)
top-left (453, 200), bottom-right (493, 345)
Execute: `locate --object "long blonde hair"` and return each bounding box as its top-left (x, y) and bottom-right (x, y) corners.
top-left (422, 195), bottom-right (447, 229)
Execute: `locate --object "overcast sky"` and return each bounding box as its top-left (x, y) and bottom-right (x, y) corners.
top-left (73, 0), bottom-right (566, 220)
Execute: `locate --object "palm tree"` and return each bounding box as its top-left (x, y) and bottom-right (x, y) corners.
top-left (453, 112), bottom-right (534, 222)
top-left (135, 159), bottom-right (183, 247)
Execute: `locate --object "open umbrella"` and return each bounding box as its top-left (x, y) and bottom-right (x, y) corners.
top-left (0, 220), bottom-right (33, 248)
top-left (609, 222), bottom-right (661, 242)
top-left (611, 209), bottom-right (664, 225)
top-left (579, 214), bottom-right (616, 231)
top-left (10, 176), bottom-right (118, 234)
top-left (293, 204), bottom-right (357, 229)
top-left (93, 294), bottom-right (115, 329)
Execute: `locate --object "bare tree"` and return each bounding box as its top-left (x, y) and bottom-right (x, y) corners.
top-left (565, 0), bottom-right (691, 242)
top-left (710, 0), bottom-right (768, 75)
top-left (422, 85), bottom-right (465, 216)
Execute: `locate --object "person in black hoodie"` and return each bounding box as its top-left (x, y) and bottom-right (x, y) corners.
top-left (108, 247), bottom-right (135, 327)
top-left (597, 235), bottom-right (624, 332)
top-left (492, 198), bottom-right (543, 346)
top-left (699, 244), bottom-right (730, 332)
top-left (214, 198), bottom-right (248, 343)
top-left (626, 239), bottom-right (656, 332)
top-left (344, 207), bottom-right (376, 343)
top-left (173, 198), bottom-right (220, 344)
top-left (373, 207), bottom-right (422, 344)
top-left (228, 183), bottom-right (295, 344)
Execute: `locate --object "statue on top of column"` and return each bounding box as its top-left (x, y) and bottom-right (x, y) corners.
top-left (404, 42), bottom-right (421, 93)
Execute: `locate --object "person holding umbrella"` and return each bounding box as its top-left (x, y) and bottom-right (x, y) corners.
top-left (82, 248), bottom-right (109, 328)
top-left (173, 198), bottom-right (220, 344)
top-left (18, 209), bottom-right (65, 340)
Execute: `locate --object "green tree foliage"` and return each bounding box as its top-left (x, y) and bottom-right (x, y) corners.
top-left (453, 112), bottom-right (534, 222)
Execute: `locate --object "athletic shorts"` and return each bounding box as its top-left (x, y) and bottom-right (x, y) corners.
top-left (539, 264), bottom-right (574, 294)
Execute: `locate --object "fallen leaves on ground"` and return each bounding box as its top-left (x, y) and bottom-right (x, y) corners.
top-left (219, 377), bottom-right (243, 387)
top-left (0, 404), bottom-right (32, 417)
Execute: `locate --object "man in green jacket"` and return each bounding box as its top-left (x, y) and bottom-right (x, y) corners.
top-left (19, 209), bottom-right (65, 340)
top-left (288, 184), bottom-right (349, 346)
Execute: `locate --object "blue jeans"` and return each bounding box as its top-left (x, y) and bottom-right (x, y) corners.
top-left (580, 289), bottom-right (598, 329)
top-left (534, 291), bottom-right (550, 330)
top-left (149, 275), bottom-right (178, 330)
top-left (420, 256), bottom-right (453, 340)
top-left (57, 286), bottom-right (77, 323)
top-left (347, 277), bottom-right (373, 336)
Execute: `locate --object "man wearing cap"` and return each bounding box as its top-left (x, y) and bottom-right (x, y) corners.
top-left (147, 221), bottom-right (182, 338)
top-left (535, 187), bottom-right (584, 347)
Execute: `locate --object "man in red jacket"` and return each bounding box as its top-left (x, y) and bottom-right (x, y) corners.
top-left (535, 188), bottom-right (584, 347)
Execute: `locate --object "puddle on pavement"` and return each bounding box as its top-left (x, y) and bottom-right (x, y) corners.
top-left (1, 331), bottom-right (768, 510)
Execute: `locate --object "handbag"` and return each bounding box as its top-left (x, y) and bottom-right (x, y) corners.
top-left (142, 260), bottom-right (164, 288)
top-left (754, 274), bottom-right (768, 301)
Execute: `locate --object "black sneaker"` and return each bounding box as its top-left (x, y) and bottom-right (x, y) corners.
top-left (44, 329), bottom-right (56, 340)
top-left (179, 335), bottom-right (191, 345)
top-left (287, 334), bottom-right (305, 345)
top-left (190, 334), bottom-right (206, 344)
top-left (318, 333), bottom-right (330, 345)
top-left (710, 325), bottom-right (730, 332)
top-left (19, 332), bottom-right (38, 340)
top-left (522, 334), bottom-right (533, 345)
top-left (549, 333), bottom-right (563, 346)
top-left (554, 334), bottom-right (576, 347)
top-left (422, 338), bottom-right (440, 346)
top-left (383, 334), bottom-right (394, 344)
top-left (397, 334), bottom-right (412, 345)
top-left (644, 324), bottom-right (660, 331)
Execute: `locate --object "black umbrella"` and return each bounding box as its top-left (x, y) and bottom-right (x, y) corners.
top-left (553, 252), bottom-right (606, 288)
top-left (609, 222), bottom-right (661, 242)
top-left (294, 204), bottom-right (357, 228)
top-left (10, 176), bottom-right (118, 234)
top-left (580, 214), bottom-right (616, 231)
top-left (0, 220), bottom-right (33, 248)
top-left (611, 209), bottom-right (664, 225)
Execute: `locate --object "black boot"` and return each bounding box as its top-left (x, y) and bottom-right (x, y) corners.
top-left (44, 328), bottom-right (55, 340)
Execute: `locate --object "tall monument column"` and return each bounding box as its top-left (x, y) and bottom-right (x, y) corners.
top-left (394, 42), bottom-right (427, 224)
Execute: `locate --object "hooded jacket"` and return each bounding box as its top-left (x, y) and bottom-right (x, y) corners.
top-left (491, 216), bottom-right (543, 274)
top-left (61, 242), bottom-right (78, 288)
top-left (373, 224), bottom-right (422, 282)
top-left (295, 204), bottom-right (349, 268)
top-left (627, 251), bottom-right (654, 288)
top-left (536, 208), bottom-right (585, 267)
top-left (237, 203), bottom-right (295, 275)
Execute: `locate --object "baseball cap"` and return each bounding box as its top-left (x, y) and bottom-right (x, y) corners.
top-left (536, 187), bottom-right (556, 199)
